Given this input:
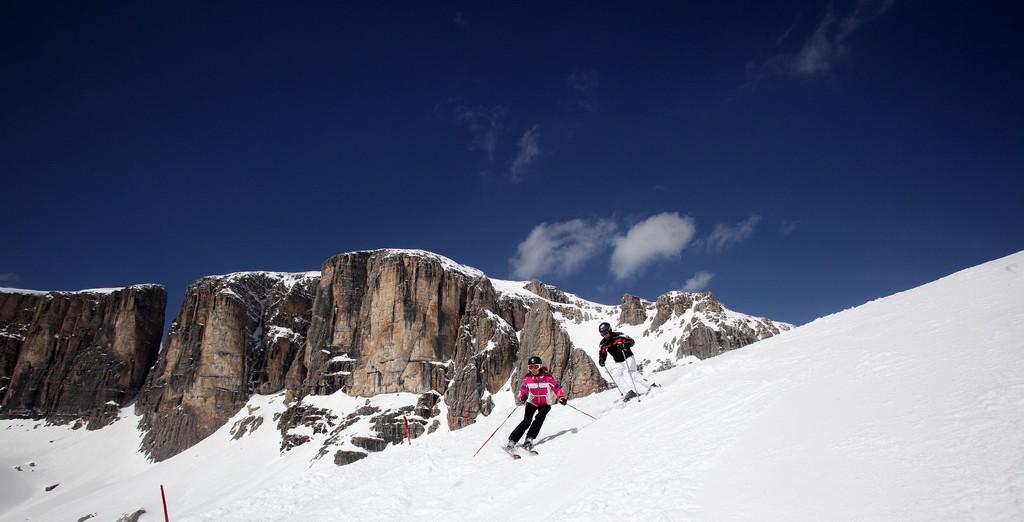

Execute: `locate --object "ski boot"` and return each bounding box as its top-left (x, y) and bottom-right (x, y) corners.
top-left (520, 438), bottom-right (538, 455)
top-left (503, 439), bottom-right (521, 459)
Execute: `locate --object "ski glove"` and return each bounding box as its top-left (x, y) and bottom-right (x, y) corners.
top-left (558, 397), bottom-right (567, 405)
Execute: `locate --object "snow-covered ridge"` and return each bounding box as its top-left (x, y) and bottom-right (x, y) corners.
top-left (0, 287), bottom-right (49, 296)
top-left (489, 278), bottom-right (613, 313)
top-left (373, 248), bottom-right (486, 279)
top-left (198, 271), bottom-right (320, 291)
top-left (0, 283), bottom-right (164, 296)
top-left (491, 278), bottom-right (789, 331)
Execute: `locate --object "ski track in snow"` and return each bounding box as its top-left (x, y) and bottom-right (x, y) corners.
top-left (2, 252), bottom-right (1023, 521)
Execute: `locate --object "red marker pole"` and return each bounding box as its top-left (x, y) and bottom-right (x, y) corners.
top-left (160, 484), bottom-right (170, 522)
top-left (403, 416), bottom-right (412, 445)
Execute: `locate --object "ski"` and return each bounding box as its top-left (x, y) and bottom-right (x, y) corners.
top-left (519, 446), bottom-right (539, 456)
top-left (502, 446), bottom-right (521, 460)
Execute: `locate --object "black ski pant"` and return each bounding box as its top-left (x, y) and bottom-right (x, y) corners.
top-left (509, 403), bottom-right (551, 443)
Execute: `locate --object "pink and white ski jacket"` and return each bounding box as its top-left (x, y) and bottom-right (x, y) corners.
top-left (518, 367), bottom-right (565, 407)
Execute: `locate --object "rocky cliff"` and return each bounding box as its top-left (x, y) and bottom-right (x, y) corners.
top-left (0, 291), bottom-right (45, 399)
top-left (514, 300), bottom-right (604, 399)
top-left (135, 272), bottom-right (317, 461)
top-left (0, 285), bottom-right (165, 428)
top-left (1, 249), bottom-right (792, 464)
top-left (644, 291), bottom-right (790, 360)
top-left (293, 250), bottom-right (486, 398)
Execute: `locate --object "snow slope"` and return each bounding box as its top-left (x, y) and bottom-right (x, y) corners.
top-left (3, 251), bottom-right (1023, 521)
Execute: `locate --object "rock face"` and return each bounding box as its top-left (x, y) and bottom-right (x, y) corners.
top-left (525, 279), bottom-right (570, 304)
top-left (618, 294), bottom-right (648, 326)
top-left (443, 282), bottom-right (520, 429)
top-left (0, 291), bottom-right (46, 399)
top-left (294, 250), bottom-right (491, 398)
top-left (647, 291), bottom-right (791, 360)
top-left (135, 272), bottom-right (317, 461)
top-left (515, 301), bottom-right (604, 400)
top-left (0, 286), bottom-right (166, 428)
top-left (0, 249), bottom-right (796, 468)
top-left (292, 250), bottom-right (528, 432)
top-left (647, 292), bottom-right (695, 334)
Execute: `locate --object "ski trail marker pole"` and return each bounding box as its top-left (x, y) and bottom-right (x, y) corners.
top-left (473, 404), bottom-right (520, 457)
top-left (160, 484), bottom-right (169, 522)
top-left (565, 403), bottom-right (598, 420)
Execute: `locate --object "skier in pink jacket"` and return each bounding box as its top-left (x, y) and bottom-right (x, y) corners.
top-left (506, 356), bottom-right (567, 452)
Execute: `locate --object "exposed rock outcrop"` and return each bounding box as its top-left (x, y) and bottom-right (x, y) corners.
top-left (0, 249), bottom-right (789, 465)
top-left (515, 301), bottom-right (604, 399)
top-left (618, 294), bottom-right (648, 326)
top-left (0, 286), bottom-right (165, 428)
top-left (295, 250), bottom-right (489, 398)
top-left (647, 291), bottom-right (790, 360)
top-left (135, 272), bottom-right (317, 461)
top-left (647, 292), bottom-right (695, 334)
top-left (334, 450), bottom-right (367, 466)
top-left (525, 279), bottom-right (570, 304)
top-left (0, 291), bottom-right (46, 398)
top-left (1, 248), bottom-right (795, 469)
top-left (443, 282), bottom-right (519, 429)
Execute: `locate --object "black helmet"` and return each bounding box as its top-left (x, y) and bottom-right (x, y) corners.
top-left (527, 356), bottom-right (542, 366)
top-left (598, 322), bottom-right (611, 334)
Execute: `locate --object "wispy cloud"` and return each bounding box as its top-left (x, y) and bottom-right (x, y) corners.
top-left (684, 271), bottom-right (715, 291)
top-left (743, 0), bottom-right (896, 91)
top-left (510, 125), bottom-right (541, 180)
top-left (455, 105), bottom-right (506, 162)
top-left (775, 12), bottom-right (803, 46)
top-left (510, 219), bottom-right (617, 279)
top-left (707, 214), bottom-right (761, 252)
top-left (611, 213), bottom-right (697, 280)
top-left (781, 219), bottom-right (800, 235)
top-left (0, 272), bottom-right (20, 283)
top-left (566, 69), bottom-right (600, 111)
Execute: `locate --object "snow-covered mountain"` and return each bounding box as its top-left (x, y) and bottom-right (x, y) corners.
top-left (4, 250), bottom-right (1021, 520)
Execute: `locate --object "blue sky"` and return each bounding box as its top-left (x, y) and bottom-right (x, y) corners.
top-left (2, 1), bottom-right (1022, 327)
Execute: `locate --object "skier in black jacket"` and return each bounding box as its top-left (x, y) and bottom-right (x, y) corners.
top-left (598, 321), bottom-right (654, 400)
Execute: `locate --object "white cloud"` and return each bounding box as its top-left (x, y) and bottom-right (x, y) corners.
top-left (510, 219), bottom-right (617, 279)
top-left (791, 9), bottom-right (840, 75)
top-left (707, 214), bottom-right (761, 252)
top-left (455, 105), bottom-right (505, 162)
top-left (742, 0), bottom-right (896, 91)
top-left (684, 271), bottom-right (715, 291)
top-left (0, 272), bottom-right (20, 283)
top-left (567, 69), bottom-right (599, 95)
top-left (781, 219), bottom-right (800, 235)
top-left (610, 213), bottom-right (697, 280)
top-left (567, 69), bottom-right (599, 111)
top-left (795, 0), bottom-right (896, 75)
top-left (510, 125), bottom-right (541, 180)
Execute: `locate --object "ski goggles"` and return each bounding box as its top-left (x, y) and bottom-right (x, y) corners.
top-left (528, 364), bottom-right (541, 370)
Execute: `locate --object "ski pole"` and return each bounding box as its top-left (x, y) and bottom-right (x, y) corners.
top-left (604, 366), bottom-right (624, 396)
top-left (565, 402), bottom-right (597, 420)
top-left (473, 404), bottom-right (520, 457)
top-left (624, 357), bottom-right (642, 403)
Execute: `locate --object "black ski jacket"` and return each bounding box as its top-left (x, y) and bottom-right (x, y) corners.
top-left (599, 332), bottom-right (635, 366)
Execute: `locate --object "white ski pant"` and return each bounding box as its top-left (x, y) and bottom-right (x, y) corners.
top-left (608, 356), bottom-right (651, 395)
